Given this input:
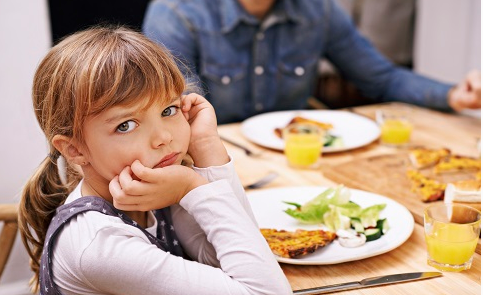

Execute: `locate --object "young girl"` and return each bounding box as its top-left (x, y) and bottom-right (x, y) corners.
top-left (18, 26), bottom-right (292, 295)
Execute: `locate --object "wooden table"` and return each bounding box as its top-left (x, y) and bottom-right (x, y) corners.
top-left (218, 102), bottom-right (481, 294)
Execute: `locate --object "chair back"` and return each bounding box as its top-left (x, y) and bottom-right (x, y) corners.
top-left (0, 204), bottom-right (19, 280)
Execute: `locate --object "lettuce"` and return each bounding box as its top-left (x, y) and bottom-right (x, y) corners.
top-left (283, 186), bottom-right (386, 231)
top-left (283, 185), bottom-right (350, 224)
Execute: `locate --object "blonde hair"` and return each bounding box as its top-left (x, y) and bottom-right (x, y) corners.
top-left (18, 26), bottom-right (186, 292)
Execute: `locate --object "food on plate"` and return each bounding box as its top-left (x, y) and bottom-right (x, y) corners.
top-left (336, 229), bottom-right (366, 248)
top-left (408, 147), bottom-right (450, 169)
top-left (274, 116), bottom-right (343, 148)
top-left (283, 185), bottom-right (388, 243)
top-left (260, 228), bottom-right (336, 258)
top-left (433, 155), bottom-right (481, 174)
top-left (274, 116), bottom-right (333, 137)
top-left (406, 170), bottom-right (446, 202)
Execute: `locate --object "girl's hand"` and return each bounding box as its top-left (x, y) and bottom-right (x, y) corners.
top-left (109, 160), bottom-right (208, 211)
top-left (182, 93), bottom-right (229, 167)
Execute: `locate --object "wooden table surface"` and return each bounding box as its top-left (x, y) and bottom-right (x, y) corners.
top-left (218, 102), bottom-right (481, 295)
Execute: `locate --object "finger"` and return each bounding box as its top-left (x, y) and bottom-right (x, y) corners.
top-left (118, 165), bottom-right (146, 196)
top-left (109, 175), bottom-right (123, 199)
top-left (181, 94), bottom-right (193, 112)
top-left (458, 92), bottom-right (481, 109)
top-left (467, 71), bottom-right (481, 92)
top-left (131, 160), bottom-right (160, 183)
top-left (118, 165), bottom-right (134, 188)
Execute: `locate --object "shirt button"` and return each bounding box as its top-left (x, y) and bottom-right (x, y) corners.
top-left (254, 66), bottom-right (264, 75)
top-left (221, 75), bottom-right (231, 85)
top-left (255, 103), bottom-right (264, 111)
top-left (294, 66), bottom-right (305, 76)
top-left (256, 32), bottom-right (265, 40)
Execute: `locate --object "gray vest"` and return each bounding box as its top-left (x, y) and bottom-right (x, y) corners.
top-left (39, 196), bottom-right (185, 295)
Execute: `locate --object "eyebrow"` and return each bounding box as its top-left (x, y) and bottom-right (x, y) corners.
top-left (104, 111), bottom-right (137, 124)
top-left (104, 97), bottom-right (181, 124)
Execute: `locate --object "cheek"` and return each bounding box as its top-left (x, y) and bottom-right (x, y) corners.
top-left (89, 144), bottom-right (139, 177)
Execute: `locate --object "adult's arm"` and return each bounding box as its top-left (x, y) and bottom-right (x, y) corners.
top-left (323, 0), bottom-right (453, 111)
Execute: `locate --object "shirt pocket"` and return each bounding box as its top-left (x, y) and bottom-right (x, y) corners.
top-left (276, 56), bottom-right (319, 104)
top-left (201, 62), bottom-right (247, 86)
top-left (200, 62), bottom-right (248, 121)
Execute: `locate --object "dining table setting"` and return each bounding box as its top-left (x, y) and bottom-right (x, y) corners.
top-left (217, 102), bottom-right (481, 295)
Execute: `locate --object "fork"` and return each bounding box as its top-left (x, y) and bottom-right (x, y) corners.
top-left (220, 136), bottom-right (261, 157)
top-left (243, 172), bottom-right (279, 189)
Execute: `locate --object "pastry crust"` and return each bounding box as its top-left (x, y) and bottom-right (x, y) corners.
top-left (408, 147), bottom-right (450, 169)
top-left (434, 155), bottom-right (481, 174)
top-left (406, 170), bottom-right (446, 202)
top-left (260, 228), bottom-right (336, 258)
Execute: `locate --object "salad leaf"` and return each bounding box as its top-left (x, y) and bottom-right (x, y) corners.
top-left (283, 185), bottom-right (351, 224)
top-left (323, 205), bottom-right (351, 231)
top-left (360, 204), bottom-right (387, 228)
top-left (283, 185), bottom-right (386, 232)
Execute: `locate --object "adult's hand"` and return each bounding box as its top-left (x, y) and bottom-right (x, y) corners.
top-left (448, 70), bottom-right (481, 111)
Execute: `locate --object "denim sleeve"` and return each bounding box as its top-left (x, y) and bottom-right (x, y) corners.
top-left (323, 0), bottom-right (453, 111)
top-left (143, 0), bottom-right (203, 93)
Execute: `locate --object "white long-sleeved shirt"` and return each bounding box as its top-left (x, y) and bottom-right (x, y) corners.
top-left (52, 158), bottom-right (292, 294)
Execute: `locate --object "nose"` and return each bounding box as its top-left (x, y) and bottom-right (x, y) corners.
top-left (151, 123), bottom-right (173, 148)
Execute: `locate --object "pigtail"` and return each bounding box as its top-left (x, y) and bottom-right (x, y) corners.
top-left (18, 153), bottom-right (82, 293)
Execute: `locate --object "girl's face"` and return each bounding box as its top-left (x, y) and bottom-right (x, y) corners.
top-left (81, 96), bottom-right (190, 187)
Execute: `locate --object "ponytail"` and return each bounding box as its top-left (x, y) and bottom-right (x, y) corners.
top-left (18, 155), bottom-right (81, 293)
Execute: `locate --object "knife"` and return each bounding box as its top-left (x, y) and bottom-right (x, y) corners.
top-left (293, 272), bottom-right (442, 294)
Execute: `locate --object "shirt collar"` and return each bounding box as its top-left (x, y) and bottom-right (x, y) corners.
top-left (220, 0), bottom-right (303, 33)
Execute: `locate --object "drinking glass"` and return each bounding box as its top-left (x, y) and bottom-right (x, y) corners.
top-left (424, 203), bottom-right (481, 272)
top-left (376, 109), bottom-right (413, 146)
top-left (283, 123), bottom-right (324, 169)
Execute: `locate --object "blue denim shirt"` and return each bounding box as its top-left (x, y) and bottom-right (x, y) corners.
top-left (143, 0), bottom-right (453, 124)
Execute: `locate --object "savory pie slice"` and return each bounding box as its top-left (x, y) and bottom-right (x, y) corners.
top-left (433, 155), bottom-right (481, 174)
top-left (408, 147), bottom-right (450, 169)
top-left (406, 170), bottom-right (446, 202)
top-left (274, 116), bottom-right (333, 138)
top-left (260, 228), bottom-right (336, 258)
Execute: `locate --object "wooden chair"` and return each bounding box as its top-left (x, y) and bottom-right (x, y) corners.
top-left (0, 203), bottom-right (19, 280)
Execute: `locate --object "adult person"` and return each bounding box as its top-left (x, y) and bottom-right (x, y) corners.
top-left (143, 0), bottom-right (481, 124)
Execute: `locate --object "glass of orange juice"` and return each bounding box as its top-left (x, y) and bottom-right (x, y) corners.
top-left (376, 109), bottom-right (413, 146)
top-left (283, 123), bottom-right (324, 169)
top-left (424, 203), bottom-right (481, 272)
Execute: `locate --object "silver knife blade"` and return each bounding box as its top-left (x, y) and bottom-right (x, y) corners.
top-left (293, 272), bottom-right (442, 294)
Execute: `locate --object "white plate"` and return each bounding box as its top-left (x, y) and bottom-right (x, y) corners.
top-left (241, 110), bottom-right (380, 153)
top-left (247, 186), bottom-right (414, 265)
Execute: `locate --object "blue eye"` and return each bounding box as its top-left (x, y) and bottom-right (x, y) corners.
top-left (162, 106), bottom-right (179, 117)
top-left (116, 120), bottom-right (137, 133)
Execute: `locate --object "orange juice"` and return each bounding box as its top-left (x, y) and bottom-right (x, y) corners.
top-left (380, 119), bottom-right (412, 145)
top-left (283, 123), bottom-right (323, 169)
top-left (425, 223), bottom-right (479, 271)
top-left (284, 133), bottom-right (322, 167)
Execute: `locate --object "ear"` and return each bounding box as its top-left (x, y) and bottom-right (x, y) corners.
top-left (52, 135), bottom-right (89, 166)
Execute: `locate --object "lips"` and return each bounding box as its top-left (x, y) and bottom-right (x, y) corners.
top-left (153, 152), bottom-right (179, 169)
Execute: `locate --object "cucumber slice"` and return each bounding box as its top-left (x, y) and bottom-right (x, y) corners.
top-left (350, 218), bottom-right (365, 233)
top-left (364, 228), bottom-right (382, 241)
top-left (376, 218), bottom-right (390, 235)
